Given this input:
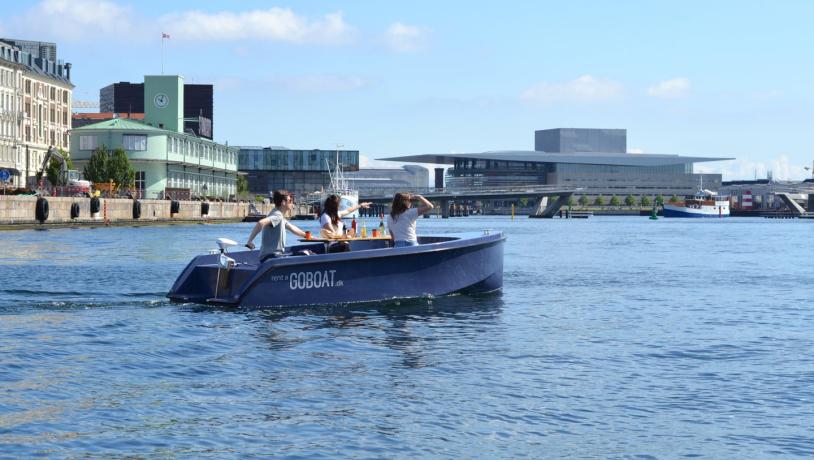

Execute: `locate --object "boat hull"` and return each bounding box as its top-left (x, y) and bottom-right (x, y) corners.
top-left (168, 232), bottom-right (505, 308)
top-left (663, 204), bottom-right (729, 218)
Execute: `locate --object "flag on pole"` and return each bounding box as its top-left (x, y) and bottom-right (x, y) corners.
top-left (162, 33), bottom-right (170, 39)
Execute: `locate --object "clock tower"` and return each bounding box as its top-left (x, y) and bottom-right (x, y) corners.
top-left (144, 75), bottom-right (184, 133)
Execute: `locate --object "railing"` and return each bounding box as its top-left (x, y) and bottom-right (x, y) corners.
top-left (360, 184), bottom-right (578, 198)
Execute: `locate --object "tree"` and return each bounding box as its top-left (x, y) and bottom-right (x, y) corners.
top-left (668, 195), bottom-right (679, 204)
top-left (237, 175), bottom-right (248, 194)
top-left (107, 147), bottom-right (135, 190)
top-left (594, 195), bottom-right (605, 206)
top-left (640, 196), bottom-right (651, 207)
top-left (610, 195), bottom-right (621, 207)
top-left (45, 148), bottom-right (74, 186)
top-left (655, 194), bottom-right (665, 206)
top-left (566, 196), bottom-right (575, 207)
top-left (578, 195), bottom-right (589, 208)
top-left (83, 146), bottom-right (109, 184)
top-left (625, 195), bottom-right (636, 207)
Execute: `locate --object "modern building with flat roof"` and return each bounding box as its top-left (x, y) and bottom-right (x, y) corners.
top-left (238, 146), bottom-right (359, 197)
top-left (345, 165), bottom-right (429, 196)
top-left (380, 128), bottom-right (733, 199)
top-left (71, 75), bottom-right (237, 199)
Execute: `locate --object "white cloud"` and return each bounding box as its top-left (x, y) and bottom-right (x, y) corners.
top-left (696, 155), bottom-right (811, 181)
top-left (383, 22), bottom-right (427, 53)
top-left (521, 75), bottom-right (623, 103)
top-left (274, 75), bottom-right (369, 93)
top-left (9, 0), bottom-right (135, 41)
top-left (647, 77), bottom-right (690, 99)
top-left (628, 148), bottom-right (644, 154)
top-left (158, 8), bottom-right (355, 44)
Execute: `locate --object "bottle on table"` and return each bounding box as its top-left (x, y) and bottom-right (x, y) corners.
top-left (361, 221), bottom-right (367, 238)
top-left (378, 217), bottom-right (385, 237)
top-left (351, 216), bottom-right (357, 236)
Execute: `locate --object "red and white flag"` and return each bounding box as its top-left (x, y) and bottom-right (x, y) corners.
top-left (162, 33), bottom-right (170, 39)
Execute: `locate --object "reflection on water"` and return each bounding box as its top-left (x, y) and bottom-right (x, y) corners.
top-left (2, 217), bottom-right (814, 457)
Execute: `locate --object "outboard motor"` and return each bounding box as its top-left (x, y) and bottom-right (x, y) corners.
top-left (213, 238), bottom-right (238, 299)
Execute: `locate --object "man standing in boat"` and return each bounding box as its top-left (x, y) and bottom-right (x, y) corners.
top-left (245, 189), bottom-right (308, 260)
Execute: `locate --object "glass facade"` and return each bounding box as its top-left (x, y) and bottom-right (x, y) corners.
top-left (238, 147), bottom-right (360, 197)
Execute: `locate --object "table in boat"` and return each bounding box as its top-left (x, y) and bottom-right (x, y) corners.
top-left (298, 236), bottom-right (392, 252)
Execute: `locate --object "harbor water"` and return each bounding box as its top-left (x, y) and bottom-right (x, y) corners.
top-left (1, 216), bottom-right (813, 458)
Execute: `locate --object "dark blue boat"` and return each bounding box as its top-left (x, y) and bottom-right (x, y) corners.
top-left (167, 231), bottom-right (505, 308)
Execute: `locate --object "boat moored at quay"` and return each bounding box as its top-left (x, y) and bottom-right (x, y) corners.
top-left (167, 231), bottom-right (505, 308)
top-left (663, 191), bottom-right (730, 218)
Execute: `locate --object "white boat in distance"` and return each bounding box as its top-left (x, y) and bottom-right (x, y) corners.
top-left (317, 152), bottom-right (359, 218)
top-left (663, 181), bottom-right (730, 218)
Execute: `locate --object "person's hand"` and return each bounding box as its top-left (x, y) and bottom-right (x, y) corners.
top-left (245, 242), bottom-right (255, 250)
top-left (360, 202), bottom-right (372, 208)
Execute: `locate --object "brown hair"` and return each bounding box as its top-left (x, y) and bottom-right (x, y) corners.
top-left (323, 194), bottom-right (341, 226)
top-left (272, 189), bottom-right (292, 208)
top-left (390, 192), bottom-right (410, 220)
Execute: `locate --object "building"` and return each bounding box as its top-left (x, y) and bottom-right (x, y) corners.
top-left (72, 112), bottom-right (144, 129)
top-left (345, 165), bottom-right (429, 196)
top-left (721, 179), bottom-right (814, 211)
top-left (380, 128), bottom-right (732, 200)
top-left (238, 146), bottom-right (359, 197)
top-left (0, 38), bottom-right (72, 188)
top-left (71, 75), bottom-right (237, 199)
top-left (99, 82), bottom-right (213, 138)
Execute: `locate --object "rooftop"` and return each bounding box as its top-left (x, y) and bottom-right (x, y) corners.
top-left (378, 150), bottom-right (733, 167)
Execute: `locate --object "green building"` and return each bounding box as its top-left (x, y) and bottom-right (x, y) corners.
top-left (70, 75), bottom-right (237, 199)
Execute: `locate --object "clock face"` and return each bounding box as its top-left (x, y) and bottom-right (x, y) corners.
top-left (154, 93), bottom-right (169, 108)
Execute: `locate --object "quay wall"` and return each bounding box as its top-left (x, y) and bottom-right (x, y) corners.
top-left (0, 196), bottom-right (273, 226)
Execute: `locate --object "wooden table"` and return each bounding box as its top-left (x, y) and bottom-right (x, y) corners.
top-left (298, 236), bottom-right (392, 252)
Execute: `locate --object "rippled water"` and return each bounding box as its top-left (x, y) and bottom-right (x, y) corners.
top-left (1, 217), bottom-right (813, 458)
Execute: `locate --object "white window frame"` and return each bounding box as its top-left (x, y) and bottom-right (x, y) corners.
top-left (123, 134), bottom-right (147, 151)
top-left (79, 135), bottom-right (97, 150)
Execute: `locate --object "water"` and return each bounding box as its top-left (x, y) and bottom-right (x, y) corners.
top-left (1, 217), bottom-right (813, 458)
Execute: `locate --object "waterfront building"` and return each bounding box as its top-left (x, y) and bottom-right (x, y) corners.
top-left (0, 39), bottom-right (72, 188)
top-left (721, 179), bottom-right (814, 211)
top-left (344, 165), bottom-right (429, 196)
top-left (100, 82), bottom-right (213, 138)
top-left (71, 75), bottom-right (237, 199)
top-left (238, 146), bottom-right (359, 197)
top-left (72, 112), bottom-right (144, 129)
top-left (381, 128), bottom-right (732, 200)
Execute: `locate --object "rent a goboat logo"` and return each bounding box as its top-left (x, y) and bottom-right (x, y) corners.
top-left (284, 270), bottom-right (343, 290)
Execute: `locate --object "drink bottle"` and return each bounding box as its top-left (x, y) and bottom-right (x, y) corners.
top-left (361, 221), bottom-right (367, 238)
top-left (351, 216), bottom-right (357, 236)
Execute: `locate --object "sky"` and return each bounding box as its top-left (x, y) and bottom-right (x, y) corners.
top-left (3, 0), bottom-right (814, 180)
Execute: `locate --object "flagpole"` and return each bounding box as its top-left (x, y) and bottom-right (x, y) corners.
top-left (161, 35), bottom-right (164, 75)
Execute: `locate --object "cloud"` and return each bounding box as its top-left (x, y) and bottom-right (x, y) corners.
top-left (627, 148), bottom-right (644, 154)
top-left (696, 155), bottom-right (810, 181)
top-left (383, 22), bottom-right (427, 53)
top-left (158, 8), bottom-right (355, 44)
top-left (8, 0), bottom-right (136, 41)
top-left (647, 77), bottom-right (690, 99)
top-left (273, 75), bottom-right (370, 93)
top-left (521, 75), bottom-right (623, 103)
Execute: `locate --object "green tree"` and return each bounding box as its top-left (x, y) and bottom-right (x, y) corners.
top-left (655, 194), bottom-right (665, 206)
top-left (594, 195), bottom-right (605, 206)
top-left (566, 196), bottom-right (575, 207)
top-left (625, 195), bottom-right (636, 207)
top-left (640, 195), bottom-right (651, 207)
top-left (668, 195), bottom-right (679, 204)
top-left (578, 195), bottom-right (589, 208)
top-left (518, 197), bottom-right (529, 207)
top-left (45, 148), bottom-right (74, 186)
top-left (83, 146), bottom-right (109, 184)
top-left (237, 175), bottom-right (248, 194)
top-left (610, 195), bottom-right (621, 207)
top-left (107, 147), bottom-right (135, 190)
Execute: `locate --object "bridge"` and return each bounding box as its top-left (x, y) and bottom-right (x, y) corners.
top-left (359, 185), bottom-right (581, 218)
top-left (774, 192), bottom-right (814, 218)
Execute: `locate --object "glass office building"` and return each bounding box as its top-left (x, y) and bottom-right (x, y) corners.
top-left (238, 146), bottom-right (359, 197)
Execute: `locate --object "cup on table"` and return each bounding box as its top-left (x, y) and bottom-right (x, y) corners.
top-left (372, 229), bottom-right (379, 237)
top-left (305, 231), bottom-right (312, 240)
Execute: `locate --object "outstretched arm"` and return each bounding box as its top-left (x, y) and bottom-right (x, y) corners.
top-left (245, 216), bottom-right (273, 249)
top-left (339, 201), bottom-right (372, 218)
top-left (285, 221), bottom-right (307, 238)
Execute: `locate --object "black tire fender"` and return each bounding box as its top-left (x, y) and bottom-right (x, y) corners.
top-left (35, 197), bottom-right (49, 222)
top-left (132, 200), bottom-right (142, 219)
top-left (70, 202), bottom-right (80, 219)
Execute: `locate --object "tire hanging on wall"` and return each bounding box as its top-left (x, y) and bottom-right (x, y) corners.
top-left (201, 201), bottom-right (210, 216)
top-left (35, 197), bottom-right (49, 222)
top-left (90, 196), bottom-right (101, 214)
top-left (132, 200), bottom-right (142, 219)
top-left (170, 200), bottom-right (180, 214)
top-left (70, 202), bottom-right (80, 219)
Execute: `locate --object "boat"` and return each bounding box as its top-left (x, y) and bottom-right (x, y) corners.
top-left (167, 231), bottom-right (505, 308)
top-left (663, 179), bottom-right (730, 218)
top-left (319, 151), bottom-right (360, 218)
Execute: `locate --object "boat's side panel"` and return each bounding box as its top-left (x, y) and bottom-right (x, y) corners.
top-left (237, 238), bottom-right (504, 308)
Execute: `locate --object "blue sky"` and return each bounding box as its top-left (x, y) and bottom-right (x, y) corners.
top-left (3, 0), bottom-right (813, 179)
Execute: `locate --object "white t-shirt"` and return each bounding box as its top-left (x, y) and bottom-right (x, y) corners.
top-left (387, 208), bottom-right (420, 243)
top-left (319, 213), bottom-right (345, 237)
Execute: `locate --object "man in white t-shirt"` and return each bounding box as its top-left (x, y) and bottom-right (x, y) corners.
top-left (386, 193), bottom-right (434, 247)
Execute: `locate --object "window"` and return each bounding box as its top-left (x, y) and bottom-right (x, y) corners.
top-left (79, 135), bottom-right (97, 150)
top-left (123, 134), bottom-right (147, 151)
top-left (135, 171), bottom-right (145, 191)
